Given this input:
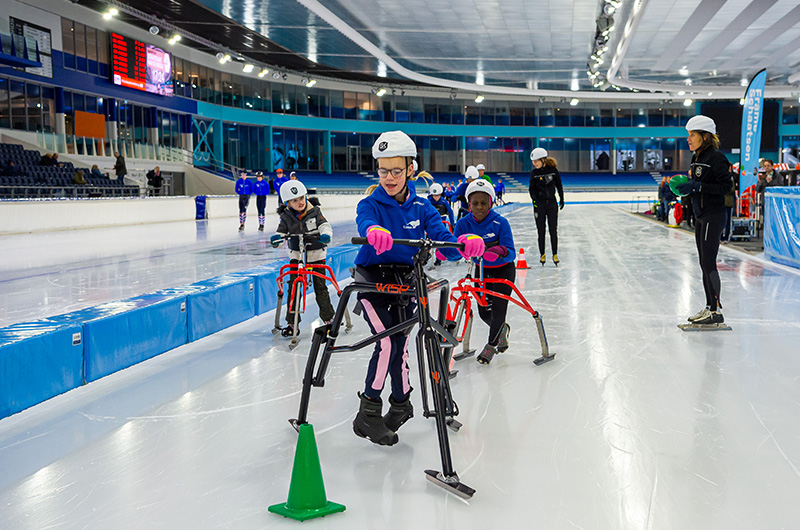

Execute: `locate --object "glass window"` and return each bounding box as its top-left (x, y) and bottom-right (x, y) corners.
top-left (308, 88), bottom-right (328, 117)
top-left (539, 107), bottom-right (554, 126)
top-left (0, 78), bottom-right (9, 130)
top-left (600, 107), bottom-right (614, 126)
top-left (74, 22), bottom-right (87, 71)
top-left (221, 72), bottom-right (232, 106)
top-left (409, 97), bottom-right (424, 123)
top-left (272, 86), bottom-right (284, 113)
top-left (330, 90), bottom-right (344, 119)
top-left (394, 96), bottom-right (409, 122)
top-left (465, 103), bottom-right (480, 125)
top-left (97, 30), bottom-right (108, 66)
top-left (616, 107), bottom-right (632, 127)
top-left (296, 86), bottom-right (308, 116)
top-left (231, 75), bottom-right (243, 109)
top-left (495, 102), bottom-right (510, 126)
top-left (783, 103), bottom-right (799, 125)
top-left (510, 105), bottom-right (524, 126)
top-left (424, 100), bottom-right (437, 124)
top-left (554, 107), bottom-right (569, 127)
top-left (61, 19), bottom-right (75, 70)
top-left (451, 101), bottom-right (464, 124)
top-left (343, 91), bottom-right (357, 120)
top-left (85, 26), bottom-right (98, 75)
top-left (524, 105), bottom-right (537, 126)
top-left (480, 104), bottom-right (494, 126)
top-left (569, 109), bottom-right (584, 127)
top-left (648, 106), bottom-right (664, 126)
top-left (664, 108), bottom-right (680, 126)
top-left (9, 80), bottom-right (26, 131)
top-left (633, 108), bottom-right (648, 127)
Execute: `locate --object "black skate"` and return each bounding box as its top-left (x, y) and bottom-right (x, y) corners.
top-left (353, 393), bottom-right (398, 446)
top-left (678, 310), bottom-right (731, 331)
top-left (281, 325), bottom-right (297, 337)
top-left (476, 344), bottom-right (498, 365)
top-left (497, 323), bottom-right (511, 353)
top-left (383, 393), bottom-right (414, 432)
top-left (238, 223), bottom-right (245, 231)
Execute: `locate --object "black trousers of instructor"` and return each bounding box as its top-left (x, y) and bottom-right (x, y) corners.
top-left (534, 202), bottom-right (559, 257)
top-left (695, 211), bottom-right (726, 310)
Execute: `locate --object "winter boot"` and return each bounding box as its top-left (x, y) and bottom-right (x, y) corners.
top-left (353, 393), bottom-right (398, 446)
top-left (477, 343), bottom-right (498, 365)
top-left (383, 393), bottom-right (414, 432)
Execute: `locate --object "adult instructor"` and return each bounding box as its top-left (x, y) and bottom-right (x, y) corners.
top-left (675, 115), bottom-right (733, 325)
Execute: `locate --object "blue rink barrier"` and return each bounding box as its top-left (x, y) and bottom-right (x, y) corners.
top-left (44, 294), bottom-right (189, 382)
top-left (225, 263), bottom-right (283, 316)
top-left (0, 321), bottom-right (83, 418)
top-left (186, 276), bottom-right (256, 341)
top-left (764, 188), bottom-right (800, 269)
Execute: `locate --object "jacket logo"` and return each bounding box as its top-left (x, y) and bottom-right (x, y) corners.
top-left (484, 232), bottom-right (495, 238)
top-left (378, 141), bottom-right (388, 152)
top-left (695, 167), bottom-right (703, 177)
top-left (403, 220), bottom-right (421, 229)
top-left (376, 283), bottom-right (411, 294)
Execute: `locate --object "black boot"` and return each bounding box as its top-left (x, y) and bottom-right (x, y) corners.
top-left (383, 393), bottom-right (414, 432)
top-left (353, 393), bottom-right (398, 446)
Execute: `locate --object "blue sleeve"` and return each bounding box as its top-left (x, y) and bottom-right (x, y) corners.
top-left (422, 201), bottom-right (458, 244)
top-left (356, 197), bottom-right (380, 236)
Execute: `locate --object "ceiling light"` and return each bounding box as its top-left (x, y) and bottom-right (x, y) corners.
top-left (109, 8), bottom-right (119, 15)
top-left (474, 95), bottom-right (484, 103)
top-left (306, 79), bottom-right (316, 87)
top-left (678, 91), bottom-right (685, 96)
top-left (371, 87), bottom-right (377, 94)
top-left (103, 12), bottom-right (112, 20)
top-left (571, 79), bottom-right (579, 91)
top-left (684, 78), bottom-right (692, 86)
top-left (223, 54), bottom-right (231, 63)
top-left (272, 71), bottom-right (280, 79)
top-left (375, 88), bottom-right (386, 97)
top-left (570, 98), bottom-right (579, 106)
top-left (243, 64), bottom-right (254, 73)
top-left (707, 92), bottom-right (713, 96)
top-left (215, 52), bottom-right (225, 60)
top-left (302, 77), bottom-right (309, 85)
top-left (740, 78), bottom-right (748, 87)
top-left (740, 98), bottom-right (745, 105)
top-left (683, 99), bottom-right (693, 106)
top-left (258, 68), bottom-right (268, 78)
top-left (171, 34), bottom-right (181, 42)
top-left (149, 26), bottom-right (160, 35)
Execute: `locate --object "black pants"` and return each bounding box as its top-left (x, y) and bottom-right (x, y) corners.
top-left (256, 195), bottom-right (266, 216)
top-left (238, 195), bottom-right (250, 214)
top-left (534, 202), bottom-right (558, 256)
top-left (286, 259), bottom-right (335, 324)
top-left (694, 211), bottom-right (726, 311)
top-left (476, 262), bottom-right (516, 346)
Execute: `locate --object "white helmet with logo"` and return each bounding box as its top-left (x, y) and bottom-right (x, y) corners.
top-left (466, 178), bottom-right (496, 203)
top-left (465, 165), bottom-right (479, 180)
top-left (280, 181), bottom-right (308, 202)
top-left (476, 163), bottom-right (486, 171)
top-left (530, 147), bottom-right (548, 161)
top-left (372, 130), bottom-right (417, 159)
top-left (429, 183), bottom-right (444, 195)
top-left (685, 115), bottom-right (716, 134)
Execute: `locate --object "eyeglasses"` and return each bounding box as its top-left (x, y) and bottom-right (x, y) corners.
top-left (376, 167), bottom-right (407, 178)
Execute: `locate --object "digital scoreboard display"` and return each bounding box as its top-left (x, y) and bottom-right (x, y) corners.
top-left (110, 32), bottom-right (173, 96)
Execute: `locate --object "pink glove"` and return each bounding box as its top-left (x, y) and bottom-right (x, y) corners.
top-left (366, 225), bottom-right (393, 254)
top-left (458, 234), bottom-right (485, 259)
top-left (483, 246), bottom-right (508, 262)
top-left (435, 250), bottom-right (447, 261)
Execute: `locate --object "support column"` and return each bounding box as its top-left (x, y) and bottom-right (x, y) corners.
top-left (266, 125), bottom-right (274, 173)
top-left (180, 114), bottom-right (193, 156)
top-left (459, 136), bottom-right (466, 173)
top-left (323, 129), bottom-right (331, 174)
top-left (105, 98), bottom-right (118, 154)
top-left (612, 137), bottom-right (617, 175)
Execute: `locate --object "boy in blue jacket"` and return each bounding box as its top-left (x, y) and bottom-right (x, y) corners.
top-left (352, 130), bottom-right (485, 446)
top-left (440, 179), bottom-right (516, 365)
top-left (253, 171), bottom-right (270, 231)
top-left (235, 171), bottom-right (253, 231)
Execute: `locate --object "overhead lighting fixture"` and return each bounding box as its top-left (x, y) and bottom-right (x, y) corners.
top-left (109, 8), bottom-right (119, 15)
top-left (678, 91), bottom-right (685, 96)
top-left (306, 79), bottom-right (317, 87)
top-left (740, 98), bottom-right (745, 105)
top-left (679, 66), bottom-right (689, 76)
top-left (683, 99), bottom-right (693, 107)
top-left (570, 79), bottom-right (579, 91)
top-left (474, 95), bottom-right (484, 103)
top-left (375, 88), bottom-right (386, 96)
top-left (149, 26), bottom-right (160, 35)
top-left (707, 92), bottom-right (713, 96)
top-left (272, 71), bottom-right (281, 79)
top-left (570, 98), bottom-right (579, 106)
top-left (242, 64), bottom-right (254, 73)
top-left (215, 52), bottom-right (225, 60)
top-left (258, 68), bottom-right (269, 78)
top-left (103, 12), bottom-right (113, 20)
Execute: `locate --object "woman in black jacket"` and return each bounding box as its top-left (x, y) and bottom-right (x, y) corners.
top-left (528, 147), bottom-right (565, 265)
top-left (675, 115), bottom-right (733, 325)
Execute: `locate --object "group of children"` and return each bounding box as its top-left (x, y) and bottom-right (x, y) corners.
top-left (235, 168), bottom-right (297, 231)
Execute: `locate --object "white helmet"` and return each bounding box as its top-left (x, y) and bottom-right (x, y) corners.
top-left (429, 183), bottom-right (444, 195)
top-left (372, 130), bottom-right (417, 158)
top-left (280, 181), bottom-right (308, 202)
top-left (465, 165), bottom-right (479, 180)
top-left (530, 147), bottom-right (548, 161)
top-left (466, 178), bottom-right (496, 203)
top-left (686, 115), bottom-right (716, 134)
top-left (476, 163), bottom-right (486, 171)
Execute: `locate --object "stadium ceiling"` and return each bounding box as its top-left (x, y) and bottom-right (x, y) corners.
top-left (93, 0), bottom-right (800, 100)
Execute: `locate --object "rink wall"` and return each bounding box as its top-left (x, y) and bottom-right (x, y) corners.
top-left (0, 243), bottom-right (359, 419)
top-left (764, 188), bottom-right (800, 270)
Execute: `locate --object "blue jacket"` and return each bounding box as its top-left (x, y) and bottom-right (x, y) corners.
top-left (355, 184), bottom-right (458, 267)
top-left (494, 181), bottom-right (506, 194)
top-left (427, 194), bottom-right (455, 226)
top-left (235, 178), bottom-right (253, 195)
top-left (454, 180), bottom-right (470, 209)
top-left (444, 209), bottom-right (515, 267)
top-left (274, 176), bottom-right (290, 197)
top-left (253, 179), bottom-right (270, 196)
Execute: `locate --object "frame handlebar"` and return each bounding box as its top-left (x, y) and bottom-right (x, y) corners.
top-left (351, 237), bottom-right (464, 250)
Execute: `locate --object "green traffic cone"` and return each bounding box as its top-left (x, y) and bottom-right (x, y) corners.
top-left (268, 423), bottom-right (346, 521)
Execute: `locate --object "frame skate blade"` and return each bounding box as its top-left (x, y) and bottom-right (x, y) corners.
top-left (424, 470), bottom-right (475, 499)
top-left (533, 354), bottom-right (556, 366)
top-left (288, 339), bottom-right (301, 350)
top-left (446, 418), bottom-right (462, 432)
top-left (453, 350), bottom-right (475, 361)
top-left (678, 323), bottom-right (732, 332)
top-left (272, 328), bottom-right (281, 336)
top-left (288, 418), bottom-right (301, 432)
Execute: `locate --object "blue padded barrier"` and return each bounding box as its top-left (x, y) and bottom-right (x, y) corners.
top-left (225, 262), bottom-right (284, 316)
top-left (764, 188), bottom-right (800, 269)
top-left (186, 275), bottom-right (256, 341)
top-left (0, 321), bottom-right (83, 419)
top-left (45, 293), bottom-right (189, 382)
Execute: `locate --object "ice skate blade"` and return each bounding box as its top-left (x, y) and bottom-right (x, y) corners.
top-left (448, 370), bottom-right (458, 379)
top-left (288, 339), bottom-right (301, 350)
top-left (453, 350), bottom-right (475, 361)
top-left (424, 470), bottom-right (475, 499)
top-left (678, 322), bottom-right (732, 332)
top-left (446, 418), bottom-right (462, 432)
top-left (533, 354), bottom-right (556, 366)
top-left (271, 328), bottom-right (281, 336)
top-left (288, 418), bottom-right (301, 432)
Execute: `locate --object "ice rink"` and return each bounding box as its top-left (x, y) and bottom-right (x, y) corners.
top-left (2, 204), bottom-right (800, 529)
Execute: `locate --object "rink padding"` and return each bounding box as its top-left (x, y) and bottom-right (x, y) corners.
top-left (186, 276), bottom-right (256, 341)
top-left (0, 322), bottom-right (84, 418)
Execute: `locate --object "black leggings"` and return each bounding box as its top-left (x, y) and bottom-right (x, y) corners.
top-left (694, 211), bottom-right (726, 311)
top-left (534, 203), bottom-right (558, 255)
top-left (476, 262), bottom-right (516, 346)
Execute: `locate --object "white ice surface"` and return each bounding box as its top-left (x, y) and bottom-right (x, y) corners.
top-left (1, 205), bottom-right (800, 529)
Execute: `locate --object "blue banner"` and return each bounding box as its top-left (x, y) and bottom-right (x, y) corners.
top-left (740, 69), bottom-right (767, 191)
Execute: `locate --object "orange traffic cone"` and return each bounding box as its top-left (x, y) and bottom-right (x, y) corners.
top-left (516, 248), bottom-right (530, 269)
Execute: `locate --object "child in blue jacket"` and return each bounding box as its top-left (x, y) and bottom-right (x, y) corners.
top-left (426, 182), bottom-right (455, 228)
top-left (253, 171), bottom-right (270, 231)
top-left (235, 171), bottom-right (253, 231)
top-left (352, 130), bottom-right (485, 447)
top-left (440, 178), bottom-right (516, 365)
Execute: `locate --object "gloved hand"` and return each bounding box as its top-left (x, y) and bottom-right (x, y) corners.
top-left (677, 181), bottom-right (700, 195)
top-left (318, 233), bottom-right (331, 244)
top-left (457, 234), bottom-right (485, 259)
top-left (559, 201), bottom-right (565, 210)
top-left (270, 234), bottom-right (283, 248)
top-left (483, 245), bottom-right (508, 262)
top-left (435, 250), bottom-right (447, 261)
top-left (366, 225), bottom-right (393, 254)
